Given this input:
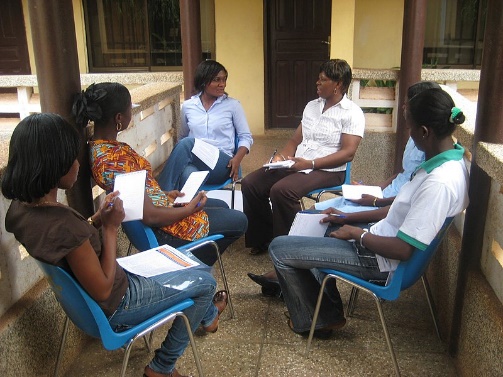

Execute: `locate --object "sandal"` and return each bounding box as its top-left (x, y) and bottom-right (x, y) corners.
top-left (203, 290), bottom-right (228, 333)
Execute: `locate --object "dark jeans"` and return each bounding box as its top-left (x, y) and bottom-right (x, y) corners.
top-left (153, 200), bottom-right (248, 265)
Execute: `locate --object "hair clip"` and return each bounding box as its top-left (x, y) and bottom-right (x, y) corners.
top-left (449, 107), bottom-right (462, 123)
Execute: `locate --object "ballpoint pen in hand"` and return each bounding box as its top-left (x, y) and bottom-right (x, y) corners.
top-left (329, 213), bottom-right (346, 218)
top-left (265, 149), bottom-right (278, 171)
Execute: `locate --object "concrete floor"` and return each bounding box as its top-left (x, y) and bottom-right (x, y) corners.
top-left (63, 133), bottom-right (458, 377)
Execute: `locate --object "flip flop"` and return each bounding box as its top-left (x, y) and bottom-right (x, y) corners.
top-left (203, 290), bottom-right (228, 333)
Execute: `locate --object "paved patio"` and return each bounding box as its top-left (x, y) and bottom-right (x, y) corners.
top-left (63, 133), bottom-right (458, 377)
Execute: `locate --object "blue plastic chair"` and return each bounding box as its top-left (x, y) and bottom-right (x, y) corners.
top-left (200, 136), bottom-right (242, 209)
top-left (121, 220), bottom-right (235, 318)
top-left (300, 161), bottom-right (352, 210)
top-left (35, 259), bottom-right (204, 377)
top-left (305, 217), bottom-right (454, 376)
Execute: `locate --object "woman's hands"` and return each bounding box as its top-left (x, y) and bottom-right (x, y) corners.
top-left (320, 207), bottom-right (347, 225)
top-left (166, 190), bottom-right (184, 203)
top-left (227, 156), bottom-right (242, 181)
top-left (186, 191), bottom-right (207, 213)
top-left (347, 193), bottom-right (377, 207)
top-left (98, 191), bottom-right (125, 230)
top-left (329, 224), bottom-right (363, 240)
top-left (288, 156), bottom-right (313, 171)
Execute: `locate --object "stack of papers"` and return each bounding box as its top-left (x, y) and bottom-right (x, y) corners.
top-left (263, 160), bottom-right (295, 169)
top-left (342, 184), bottom-right (383, 200)
top-left (117, 244), bottom-right (200, 278)
top-left (288, 210), bottom-right (328, 237)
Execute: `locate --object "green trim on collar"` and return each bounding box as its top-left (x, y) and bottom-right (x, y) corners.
top-left (416, 143), bottom-right (464, 174)
top-left (397, 230), bottom-right (428, 251)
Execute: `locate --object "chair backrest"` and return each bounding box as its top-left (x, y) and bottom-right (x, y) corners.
top-left (122, 220), bottom-right (159, 251)
top-left (343, 161), bottom-right (352, 185)
top-left (35, 260), bottom-right (113, 341)
top-left (383, 217), bottom-right (454, 299)
top-left (398, 217), bottom-right (454, 290)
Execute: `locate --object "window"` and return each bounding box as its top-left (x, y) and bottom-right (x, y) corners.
top-left (83, 0), bottom-right (214, 72)
top-left (423, 0), bottom-right (487, 68)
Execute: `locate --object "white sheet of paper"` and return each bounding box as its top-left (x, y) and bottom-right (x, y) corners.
top-left (174, 171), bottom-right (209, 204)
top-left (342, 184), bottom-right (384, 200)
top-left (288, 211), bottom-right (329, 237)
top-left (117, 244), bottom-right (200, 278)
top-left (262, 160), bottom-right (295, 169)
top-left (192, 139), bottom-right (220, 170)
top-left (113, 170), bottom-right (146, 222)
top-left (206, 189), bottom-right (244, 212)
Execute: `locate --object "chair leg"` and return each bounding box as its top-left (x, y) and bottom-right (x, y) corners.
top-left (373, 295), bottom-right (401, 377)
top-left (305, 274), bottom-right (332, 356)
top-left (421, 275), bottom-right (441, 339)
top-left (54, 316), bottom-right (70, 377)
top-left (212, 241), bottom-right (235, 318)
top-left (179, 312), bottom-right (205, 377)
top-left (346, 287), bottom-right (359, 317)
top-left (143, 332), bottom-right (155, 352)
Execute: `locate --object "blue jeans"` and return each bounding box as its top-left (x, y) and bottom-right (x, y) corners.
top-left (269, 234), bottom-right (388, 333)
top-left (153, 202), bottom-right (248, 266)
top-left (157, 137), bottom-right (233, 191)
top-left (109, 270), bottom-right (217, 375)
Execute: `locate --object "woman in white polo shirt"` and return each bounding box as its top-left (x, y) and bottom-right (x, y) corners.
top-left (269, 87), bottom-right (469, 338)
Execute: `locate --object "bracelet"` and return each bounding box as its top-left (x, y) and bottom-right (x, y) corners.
top-left (373, 197), bottom-right (378, 207)
top-left (360, 229), bottom-right (369, 248)
top-left (312, 160), bottom-right (315, 169)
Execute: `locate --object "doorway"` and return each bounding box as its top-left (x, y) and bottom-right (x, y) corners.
top-left (0, 0), bottom-right (30, 75)
top-left (265, 0), bottom-right (332, 129)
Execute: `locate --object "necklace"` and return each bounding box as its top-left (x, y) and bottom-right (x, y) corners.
top-left (24, 201), bottom-right (61, 207)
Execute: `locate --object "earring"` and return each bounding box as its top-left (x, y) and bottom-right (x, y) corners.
top-left (116, 122), bottom-right (122, 131)
top-left (333, 88), bottom-right (337, 94)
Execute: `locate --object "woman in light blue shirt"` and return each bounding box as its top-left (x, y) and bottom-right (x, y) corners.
top-left (158, 60), bottom-right (253, 191)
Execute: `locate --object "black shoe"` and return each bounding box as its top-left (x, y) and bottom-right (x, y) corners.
top-left (247, 273), bottom-right (282, 297)
top-left (261, 285), bottom-right (283, 298)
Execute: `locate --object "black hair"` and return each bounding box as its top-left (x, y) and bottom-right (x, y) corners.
top-left (408, 88), bottom-right (465, 138)
top-left (407, 81), bottom-right (441, 100)
top-left (72, 82), bottom-right (131, 128)
top-left (1, 113), bottom-right (80, 202)
top-left (319, 59), bottom-right (352, 94)
top-left (193, 60), bottom-right (228, 94)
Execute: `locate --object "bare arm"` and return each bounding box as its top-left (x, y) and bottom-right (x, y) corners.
top-left (228, 145), bottom-right (248, 181)
top-left (320, 206), bottom-right (390, 225)
top-left (142, 190), bottom-right (207, 228)
top-left (348, 194), bottom-right (396, 208)
top-left (331, 225), bottom-right (415, 261)
top-left (66, 192), bottom-right (125, 301)
top-left (289, 133), bottom-right (362, 171)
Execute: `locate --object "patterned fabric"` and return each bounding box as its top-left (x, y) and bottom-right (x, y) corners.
top-left (90, 140), bottom-right (209, 240)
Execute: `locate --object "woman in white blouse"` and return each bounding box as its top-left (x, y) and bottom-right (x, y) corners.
top-left (241, 59), bottom-right (365, 255)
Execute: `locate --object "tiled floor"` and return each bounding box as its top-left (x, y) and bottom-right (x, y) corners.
top-left (64, 133), bottom-right (458, 377)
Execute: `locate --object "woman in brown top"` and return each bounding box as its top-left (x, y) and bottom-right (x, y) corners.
top-left (1, 113), bottom-right (226, 377)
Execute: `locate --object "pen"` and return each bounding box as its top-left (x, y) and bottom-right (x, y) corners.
top-left (329, 213), bottom-right (346, 218)
top-left (107, 197), bottom-right (117, 208)
top-left (265, 149), bottom-right (278, 171)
